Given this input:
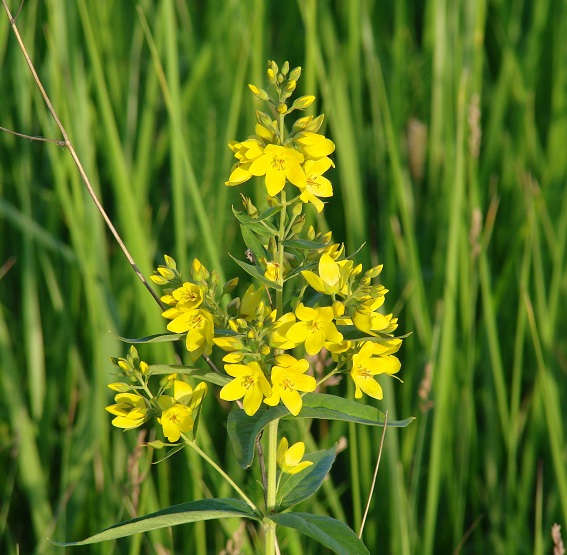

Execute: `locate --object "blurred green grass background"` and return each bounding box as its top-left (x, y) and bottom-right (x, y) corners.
top-left (1, 0), bottom-right (566, 553)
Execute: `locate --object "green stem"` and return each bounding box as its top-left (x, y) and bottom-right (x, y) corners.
top-left (276, 189), bottom-right (287, 317)
top-left (182, 436), bottom-right (259, 515)
top-left (264, 418), bottom-right (279, 555)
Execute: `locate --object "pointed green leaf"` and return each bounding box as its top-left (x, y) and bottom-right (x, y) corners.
top-left (227, 406), bottom-right (287, 468)
top-left (282, 238), bottom-right (329, 250)
top-left (277, 445), bottom-right (337, 510)
top-left (228, 396), bottom-right (413, 469)
top-left (270, 512), bottom-right (370, 555)
top-left (148, 364), bottom-right (230, 386)
top-left (232, 206), bottom-right (278, 234)
top-left (240, 224), bottom-right (269, 263)
top-left (115, 332), bottom-right (185, 344)
top-left (257, 205), bottom-right (282, 221)
top-left (295, 393), bottom-right (415, 427)
top-left (51, 499), bottom-right (260, 546)
top-left (229, 254), bottom-right (282, 290)
top-left (335, 326), bottom-right (410, 342)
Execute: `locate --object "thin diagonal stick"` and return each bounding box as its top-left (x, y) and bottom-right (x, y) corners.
top-left (1, 0), bottom-right (164, 310)
top-left (359, 410), bottom-right (388, 538)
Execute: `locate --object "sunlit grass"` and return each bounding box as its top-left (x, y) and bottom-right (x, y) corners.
top-left (1, 0), bottom-right (566, 553)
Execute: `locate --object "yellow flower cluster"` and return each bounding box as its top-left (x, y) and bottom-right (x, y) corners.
top-left (105, 346), bottom-right (207, 444)
top-left (106, 62), bottom-right (404, 476)
top-left (226, 63), bottom-right (335, 213)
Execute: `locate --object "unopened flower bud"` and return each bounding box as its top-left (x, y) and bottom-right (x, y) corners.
top-left (248, 84), bottom-right (270, 101)
top-left (306, 114), bottom-right (324, 133)
top-left (256, 110), bottom-right (274, 129)
top-left (289, 66), bottom-right (302, 82)
top-left (151, 274), bottom-right (168, 285)
top-left (292, 115), bottom-right (312, 133)
top-left (291, 215), bottom-right (306, 234)
top-left (365, 264), bottom-right (383, 279)
top-left (223, 277), bottom-right (239, 294)
top-left (267, 68), bottom-right (276, 84)
top-left (241, 194), bottom-right (258, 217)
top-left (164, 255), bottom-right (177, 269)
top-left (157, 268), bottom-right (173, 281)
top-left (160, 373), bottom-right (177, 388)
top-left (291, 95), bottom-right (315, 110)
top-left (332, 301), bottom-right (346, 318)
top-left (286, 80), bottom-right (297, 93)
top-left (108, 382), bottom-right (131, 392)
top-left (281, 61), bottom-right (290, 75)
top-left (191, 258), bottom-right (209, 281)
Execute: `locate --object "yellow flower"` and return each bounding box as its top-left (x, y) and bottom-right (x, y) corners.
top-left (350, 341), bottom-right (401, 400)
top-left (352, 309), bottom-right (392, 336)
top-left (161, 282), bottom-right (204, 309)
top-left (220, 361), bottom-right (272, 416)
top-left (293, 131), bottom-right (335, 158)
top-left (270, 312), bottom-right (299, 350)
top-left (286, 303), bottom-right (343, 355)
top-left (248, 144), bottom-right (306, 196)
top-left (301, 254), bottom-right (352, 296)
top-left (158, 380), bottom-right (208, 442)
top-left (158, 403), bottom-right (193, 442)
top-left (163, 307), bottom-right (215, 361)
top-left (277, 437), bottom-right (313, 475)
top-left (300, 157), bottom-right (334, 212)
top-left (264, 354), bottom-right (316, 416)
top-left (225, 139), bottom-right (265, 186)
top-left (106, 392), bottom-right (148, 429)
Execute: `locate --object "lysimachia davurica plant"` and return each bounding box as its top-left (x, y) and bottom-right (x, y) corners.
top-left (58, 61), bottom-right (413, 555)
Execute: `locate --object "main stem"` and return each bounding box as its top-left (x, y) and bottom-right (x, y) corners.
top-left (264, 418), bottom-right (279, 555)
top-left (264, 139), bottom-right (287, 551)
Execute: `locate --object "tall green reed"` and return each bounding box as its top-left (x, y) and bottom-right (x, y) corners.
top-left (1, 0), bottom-right (566, 553)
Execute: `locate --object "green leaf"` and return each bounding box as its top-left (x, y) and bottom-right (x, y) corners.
top-left (282, 238), bottom-right (330, 250)
top-left (240, 223), bottom-right (269, 263)
top-left (257, 205), bottom-right (282, 221)
top-left (51, 498), bottom-right (260, 546)
top-left (148, 364), bottom-right (230, 386)
top-left (153, 442), bottom-right (185, 463)
top-left (229, 254), bottom-right (282, 291)
top-left (228, 396), bottom-right (413, 469)
top-left (232, 206), bottom-right (278, 235)
top-left (270, 512), bottom-right (370, 555)
top-left (336, 325), bottom-right (406, 342)
top-left (227, 406), bottom-right (287, 468)
top-left (295, 393), bottom-right (415, 427)
top-left (277, 445), bottom-right (337, 510)
top-left (115, 332), bottom-right (185, 344)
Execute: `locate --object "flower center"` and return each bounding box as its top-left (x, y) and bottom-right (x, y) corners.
top-left (242, 375), bottom-right (256, 390)
top-left (272, 157), bottom-right (286, 171)
top-left (189, 314), bottom-right (203, 328)
top-left (282, 377), bottom-right (295, 391)
top-left (356, 364), bottom-right (371, 378)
